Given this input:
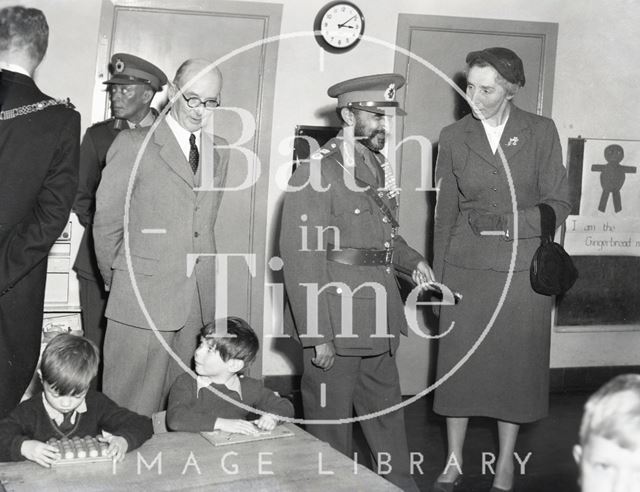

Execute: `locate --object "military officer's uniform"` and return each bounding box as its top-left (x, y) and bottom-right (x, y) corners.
top-left (280, 74), bottom-right (424, 491)
top-left (72, 53), bottom-right (166, 386)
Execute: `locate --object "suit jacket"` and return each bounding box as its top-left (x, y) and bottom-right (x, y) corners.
top-left (0, 70), bottom-right (79, 295)
top-left (280, 136), bottom-right (424, 357)
top-left (0, 70), bottom-right (79, 417)
top-left (433, 105), bottom-right (571, 281)
top-left (73, 118), bottom-right (123, 280)
top-left (93, 118), bottom-right (229, 331)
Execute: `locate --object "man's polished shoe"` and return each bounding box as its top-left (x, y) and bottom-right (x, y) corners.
top-left (431, 476), bottom-right (462, 492)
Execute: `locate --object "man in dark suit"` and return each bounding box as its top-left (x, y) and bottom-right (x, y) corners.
top-left (94, 59), bottom-right (228, 416)
top-left (280, 74), bottom-right (433, 491)
top-left (0, 6), bottom-right (80, 419)
top-left (72, 53), bottom-right (166, 387)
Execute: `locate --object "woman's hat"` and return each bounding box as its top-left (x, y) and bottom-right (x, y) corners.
top-left (466, 47), bottom-right (525, 87)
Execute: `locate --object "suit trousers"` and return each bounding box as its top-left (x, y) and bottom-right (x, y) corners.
top-left (78, 275), bottom-right (107, 390)
top-left (0, 262), bottom-right (46, 419)
top-left (102, 289), bottom-right (203, 417)
top-left (301, 349), bottom-right (418, 491)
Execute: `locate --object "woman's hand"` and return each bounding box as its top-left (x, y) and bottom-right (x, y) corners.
top-left (412, 260), bottom-right (435, 287)
top-left (468, 210), bottom-right (506, 236)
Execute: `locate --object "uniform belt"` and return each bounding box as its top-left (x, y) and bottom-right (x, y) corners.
top-left (327, 245), bottom-right (393, 266)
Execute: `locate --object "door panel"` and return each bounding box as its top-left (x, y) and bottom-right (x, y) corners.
top-left (393, 14), bottom-right (557, 394)
top-left (96, 0), bottom-right (282, 376)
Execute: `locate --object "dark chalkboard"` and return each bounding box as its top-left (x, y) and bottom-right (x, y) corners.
top-left (556, 256), bottom-right (640, 326)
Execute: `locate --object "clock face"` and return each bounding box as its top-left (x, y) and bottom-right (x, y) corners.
top-left (317, 2), bottom-right (364, 51)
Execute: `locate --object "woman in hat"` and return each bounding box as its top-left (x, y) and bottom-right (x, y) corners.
top-left (431, 47), bottom-right (571, 492)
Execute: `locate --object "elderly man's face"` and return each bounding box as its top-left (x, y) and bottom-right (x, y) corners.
top-left (170, 70), bottom-right (222, 133)
top-left (574, 436), bottom-right (640, 492)
top-left (109, 84), bottom-right (153, 124)
top-left (353, 109), bottom-right (389, 152)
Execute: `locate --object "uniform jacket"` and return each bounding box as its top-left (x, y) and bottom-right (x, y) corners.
top-left (93, 118), bottom-right (229, 331)
top-left (0, 70), bottom-right (79, 416)
top-left (280, 136), bottom-right (424, 356)
top-left (433, 105), bottom-right (571, 281)
top-left (73, 118), bottom-right (122, 280)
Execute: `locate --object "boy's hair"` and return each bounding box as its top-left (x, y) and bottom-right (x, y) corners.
top-left (40, 334), bottom-right (99, 396)
top-left (0, 6), bottom-right (49, 64)
top-left (579, 373), bottom-right (640, 451)
top-left (200, 317), bottom-right (259, 368)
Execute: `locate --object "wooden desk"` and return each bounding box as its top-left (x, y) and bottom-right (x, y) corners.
top-left (0, 425), bottom-right (399, 491)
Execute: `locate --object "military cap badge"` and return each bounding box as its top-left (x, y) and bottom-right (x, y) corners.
top-left (114, 58), bottom-right (125, 73)
top-left (384, 83), bottom-right (396, 101)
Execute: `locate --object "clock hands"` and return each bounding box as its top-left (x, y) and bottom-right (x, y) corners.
top-left (337, 15), bottom-right (357, 28)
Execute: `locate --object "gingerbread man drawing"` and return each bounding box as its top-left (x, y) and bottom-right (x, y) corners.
top-left (591, 144), bottom-right (637, 213)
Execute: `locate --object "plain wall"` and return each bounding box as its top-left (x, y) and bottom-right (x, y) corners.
top-left (11, 0), bottom-right (640, 375)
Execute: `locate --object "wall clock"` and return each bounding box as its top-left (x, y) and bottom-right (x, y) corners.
top-left (314, 1), bottom-right (365, 53)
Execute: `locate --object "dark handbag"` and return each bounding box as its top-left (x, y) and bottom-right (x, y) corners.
top-left (530, 203), bottom-right (578, 295)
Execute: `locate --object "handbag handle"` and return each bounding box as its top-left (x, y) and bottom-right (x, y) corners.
top-left (538, 203), bottom-right (556, 244)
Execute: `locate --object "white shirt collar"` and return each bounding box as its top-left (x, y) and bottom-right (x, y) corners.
top-left (0, 62), bottom-right (30, 77)
top-left (166, 112), bottom-right (201, 162)
top-left (481, 115), bottom-right (509, 154)
top-left (196, 374), bottom-right (243, 399)
top-left (42, 393), bottom-right (87, 426)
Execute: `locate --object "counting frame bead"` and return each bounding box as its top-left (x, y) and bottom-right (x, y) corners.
top-left (48, 436), bottom-right (111, 466)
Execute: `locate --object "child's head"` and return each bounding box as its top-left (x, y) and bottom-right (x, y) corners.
top-left (574, 374), bottom-right (640, 492)
top-left (40, 334), bottom-right (99, 414)
top-left (194, 317), bottom-right (259, 378)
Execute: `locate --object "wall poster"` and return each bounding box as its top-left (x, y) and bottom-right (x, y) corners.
top-left (556, 138), bottom-right (640, 330)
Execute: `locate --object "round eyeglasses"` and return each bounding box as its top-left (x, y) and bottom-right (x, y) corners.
top-left (180, 92), bottom-right (220, 110)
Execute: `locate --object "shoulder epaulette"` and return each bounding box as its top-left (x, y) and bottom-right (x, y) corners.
top-left (89, 118), bottom-right (115, 129)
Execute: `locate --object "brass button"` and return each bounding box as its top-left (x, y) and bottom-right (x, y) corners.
top-left (336, 287), bottom-right (342, 294)
top-left (382, 216), bottom-right (389, 223)
top-left (385, 267), bottom-right (392, 274)
top-left (492, 203), bottom-right (497, 207)
top-left (354, 208), bottom-right (361, 215)
top-left (384, 241), bottom-right (390, 248)
top-left (194, 232), bottom-right (200, 237)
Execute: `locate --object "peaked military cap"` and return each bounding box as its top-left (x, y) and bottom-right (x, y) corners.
top-left (104, 53), bottom-right (168, 92)
top-left (328, 73), bottom-right (406, 116)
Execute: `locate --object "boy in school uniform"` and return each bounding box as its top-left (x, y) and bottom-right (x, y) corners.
top-left (573, 374), bottom-right (640, 492)
top-left (167, 317), bottom-right (294, 435)
top-left (0, 334), bottom-right (152, 467)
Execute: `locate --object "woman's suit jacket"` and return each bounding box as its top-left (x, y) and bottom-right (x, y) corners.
top-left (433, 105), bottom-right (571, 281)
top-left (93, 118), bottom-right (229, 332)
